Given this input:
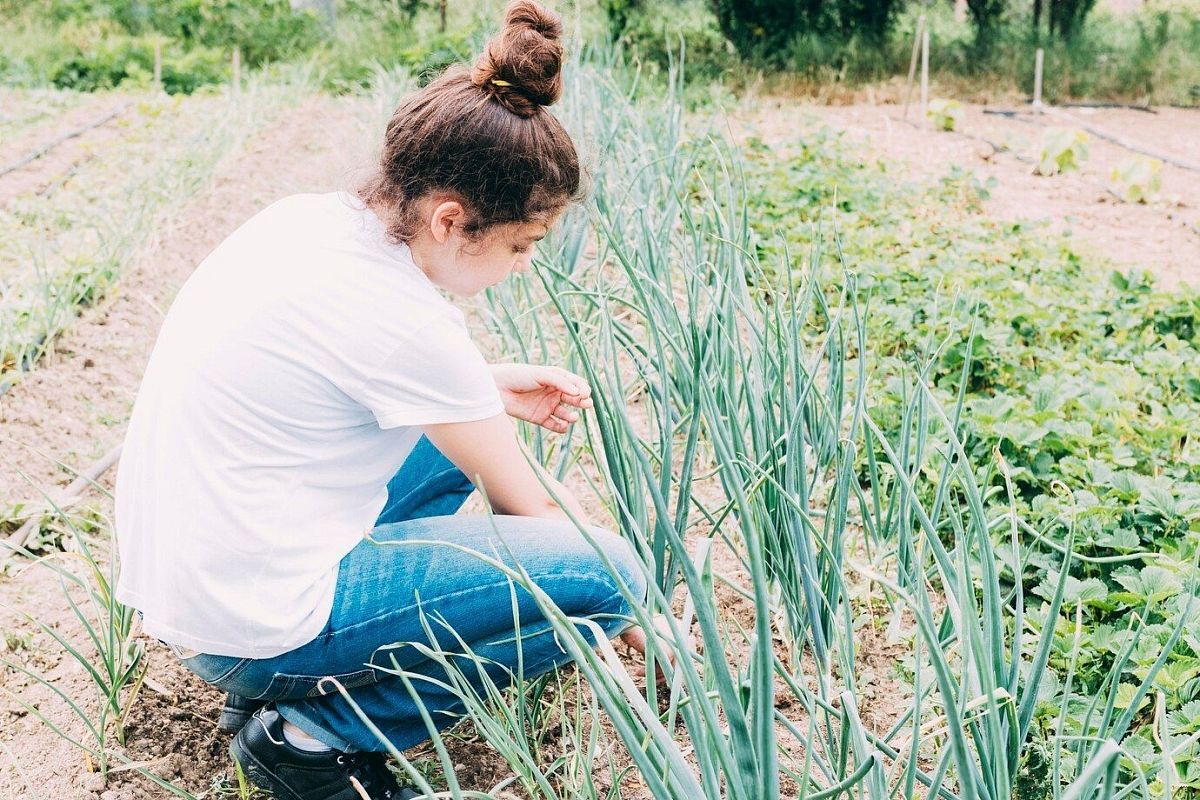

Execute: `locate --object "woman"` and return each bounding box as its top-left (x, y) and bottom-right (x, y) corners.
top-left (113, 4), bottom-right (653, 798)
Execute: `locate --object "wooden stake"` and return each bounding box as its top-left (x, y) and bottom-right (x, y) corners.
top-left (1033, 48), bottom-right (1044, 109)
top-left (903, 15), bottom-right (925, 122)
top-left (919, 26), bottom-right (930, 129)
top-left (153, 41), bottom-right (162, 92)
top-left (232, 47), bottom-right (241, 98)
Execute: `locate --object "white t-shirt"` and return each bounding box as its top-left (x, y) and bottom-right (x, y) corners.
top-left (114, 191), bottom-right (504, 658)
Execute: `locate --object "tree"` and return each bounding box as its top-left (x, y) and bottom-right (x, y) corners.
top-left (967, 0), bottom-right (1008, 50)
top-left (710, 0), bottom-right (900, 59)
top-left (1047, 0), bottom-right (1096, 38)
top-left (602, 0), bottom-right (642, 42)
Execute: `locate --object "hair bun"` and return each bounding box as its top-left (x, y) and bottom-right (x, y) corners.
top-left (471, 0), bottom-right (565, 118)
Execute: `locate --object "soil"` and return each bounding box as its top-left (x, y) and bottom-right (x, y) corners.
top-left (0, 93), bottom-right (143, 205)
top-left (733, 98), bottom-right (1200, 290)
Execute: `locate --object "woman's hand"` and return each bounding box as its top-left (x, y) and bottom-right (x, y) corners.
top-left (618, 614), bottom-right (689, 687)
top-left (489, 363), bottom-right (593, 434)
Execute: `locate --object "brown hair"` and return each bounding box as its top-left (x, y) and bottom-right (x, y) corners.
top-left (360, 0), bottom-right (582, 244)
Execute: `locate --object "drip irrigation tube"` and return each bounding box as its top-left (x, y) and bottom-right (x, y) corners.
top-left (0, 101), bottom-right (134, 180)
top-left (984, 104), bottom-right (1200, 174)
top-left (1058, 102), bottom-right (1156, 113)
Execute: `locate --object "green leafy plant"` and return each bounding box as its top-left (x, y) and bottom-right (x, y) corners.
top-left (927, 97), bottom-right (965, 131)
top-left (1111, 155), bottom-right (1162, 204)
top-left (741, 110), bottom-right (1200, 795)
top-left (1036, 127), bottom-right (1089, 176)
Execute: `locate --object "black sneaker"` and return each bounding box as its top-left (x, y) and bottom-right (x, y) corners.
top-left (230, 708), bottom-right (422, 800)
top-left (218, 692), bottom-right (267, 734)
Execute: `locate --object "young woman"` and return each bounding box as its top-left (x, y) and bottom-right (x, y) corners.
top-left (113, 4), bottom-right (654, 798)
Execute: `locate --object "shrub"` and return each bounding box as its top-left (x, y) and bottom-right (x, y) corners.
top-left (710, 0), bottom-right (903, 62)
top-left (44, 25), bottom-right (225, 94)
top-left (133, 0), bottom-right (324, 66)
top-left (314, 14), bottom-right (479, 93)
top-left (601, 0), bottom-right (642, 41)
top-left (621, 0), bottom-right (734, 82)
top-left (0, 0), bottom-right (322, 93)
top-left (16, 0), bottom-right (324, 66)
top-left (1048, 0), bottom-right (1099, 38)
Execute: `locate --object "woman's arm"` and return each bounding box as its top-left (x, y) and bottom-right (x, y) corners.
top-left (422, 414), bottom-right (589, 523)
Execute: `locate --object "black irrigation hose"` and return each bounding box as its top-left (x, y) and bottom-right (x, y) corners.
top-left (896, 114), bottom-right (1125, 202)
top-left (0, 101), bottom-right (134, 180)
top-left (898, 110), bottom-right (1200, 255)
top-left (985, 104), bottom-right (1200, 174)
top-left (1057, 102), bottom-right (1156, 113)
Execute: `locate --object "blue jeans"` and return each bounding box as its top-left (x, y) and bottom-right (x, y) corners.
top-left (178, 436), bottom-right (647, 752)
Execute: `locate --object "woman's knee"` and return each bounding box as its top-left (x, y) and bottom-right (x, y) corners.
top-left (576, 525), bottom-right (648, 611)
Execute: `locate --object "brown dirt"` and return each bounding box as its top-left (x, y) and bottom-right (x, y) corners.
top-left (734, 98), bottom-right (1200, 290)
top-left (0, 93), bottom-right (373, 800)
top-left (0, 96), bottom-right (144, 205)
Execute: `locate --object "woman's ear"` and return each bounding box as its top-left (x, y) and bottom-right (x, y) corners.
top-left (429, 200), bottom-right (465, 244)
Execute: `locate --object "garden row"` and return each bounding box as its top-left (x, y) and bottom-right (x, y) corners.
top-left (740, 116), bottom-right (1200, 791)
top-left (410, 62), bottom-right (1196, 797)
top-left (0, 72), bottom-right (313, 395)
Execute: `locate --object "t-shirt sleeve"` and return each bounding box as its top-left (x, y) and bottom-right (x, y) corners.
top-left (349, 313), bottom-right (504, 429)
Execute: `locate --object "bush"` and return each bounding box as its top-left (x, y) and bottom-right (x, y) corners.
top-left (621, 0), bottom-right (735, 82)
top-left (601, 0), bottom-right (642, 41)
top-left (41, 24), bottom-right (221, 93)
top-left (1048, 0), bottom-right (1099, 38)
top-left (314, 13), bottom-right (480, 93)
top-left (10, 0), bottom-right (324, 66)
top-left (0, 0), bottom-right (327, 94)
top-left (711, 0), bottom-right (903, 62)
